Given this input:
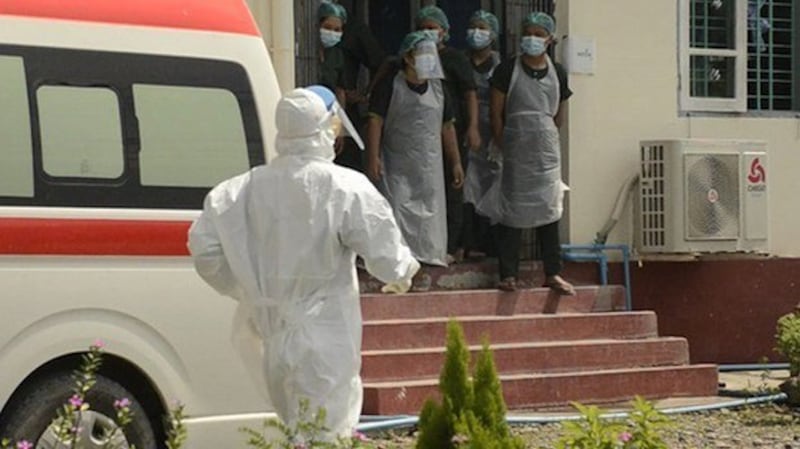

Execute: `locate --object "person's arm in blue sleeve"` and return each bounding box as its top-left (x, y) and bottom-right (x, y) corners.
top-left (340, 185), bottom-right (420, 291)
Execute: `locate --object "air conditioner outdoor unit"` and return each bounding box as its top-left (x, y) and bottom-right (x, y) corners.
top-left (635, 139), bottom-right (768, 254)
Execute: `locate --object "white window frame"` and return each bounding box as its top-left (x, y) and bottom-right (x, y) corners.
top-left (679, 0), bottom-right (748, 112)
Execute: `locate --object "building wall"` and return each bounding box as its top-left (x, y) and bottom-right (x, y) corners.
top-left (557, 0), bottom-right (800, 256)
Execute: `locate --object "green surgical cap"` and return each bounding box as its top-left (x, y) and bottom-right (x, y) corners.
top-left (470, 10), bottom-right (499, 37)
top-left (318, 1), bottom-right (347, 24)
top-left (398, 30), bottom-right (429, 56)
top-left (416, 5), bottom-right (450, 30)
top-left (523, 11), bottom-right (555, 35)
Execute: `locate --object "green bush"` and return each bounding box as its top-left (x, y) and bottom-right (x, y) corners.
top-left (775, 311), bottom-right (800, 376)
top-left (415, 320), bottom-right (524, 449)
top-left (555, 396), bottom-right (671, 449)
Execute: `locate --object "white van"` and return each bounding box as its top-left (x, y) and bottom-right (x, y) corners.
top-left (0, 1), bottom-right (281, 447)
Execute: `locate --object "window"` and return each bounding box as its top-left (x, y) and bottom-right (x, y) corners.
top-left (134, 84), bottom-right (250, 188)
top-left (0, 56), bottom-right (34, 197)
top-left (38, 86), bottom-right (125, 179)
top-left (0, 44), bottom-right (264, 209)
top-left (680, 0), bottom-right (798, 112)
top-left (748, 0), bottom-right (797, 110)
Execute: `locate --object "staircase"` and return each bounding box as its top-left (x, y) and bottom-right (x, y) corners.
top-left (358, 282), bottom-right (718, 416)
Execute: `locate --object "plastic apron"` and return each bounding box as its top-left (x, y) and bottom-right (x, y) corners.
top-left (495, 55), bottom-right (568, 228)
top-left (463, 51), bottom-right (501, 207)
top-left (378, 73), bottom-right (448, 266)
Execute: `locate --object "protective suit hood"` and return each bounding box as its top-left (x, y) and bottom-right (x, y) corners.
top-left (275, 88), bottom-right (336, 160)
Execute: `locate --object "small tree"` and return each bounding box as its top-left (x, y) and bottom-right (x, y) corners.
top-left (416, 321), bottom-right (523, 449)
top-left (775, 310), bottom-right (800, 376)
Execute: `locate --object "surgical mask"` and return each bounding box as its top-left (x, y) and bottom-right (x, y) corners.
top-left (521, 35), bottom-right (548, 56)
top-left (466, 28), bottom-right (492, 49)
top-left (421, 29), bottom-right (442, 44)
top-left (319, 28), bottom-right (343, 48)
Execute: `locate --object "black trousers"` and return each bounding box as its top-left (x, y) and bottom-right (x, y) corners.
top-left (463, 203), bottom-right (496, 256)
top-left (333, 138), bottom-right (363, 172)
top-left (496, 220), bottom-right (563, 279)
top-left (445, 141), bottom-right (469, 254)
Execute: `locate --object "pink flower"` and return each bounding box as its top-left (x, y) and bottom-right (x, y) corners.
top-left (353, 431), bottom-right (369, 442)
top-left (68, 395), bottom-right (83, 407)
top-left (92, 339), bottom-right (105, 349)
top-left (16, 441), bottom-right (33, 449)
top-left (618, 431), bottom-right (633, 442)
top-left (114, 398), bottom-right (131, 409)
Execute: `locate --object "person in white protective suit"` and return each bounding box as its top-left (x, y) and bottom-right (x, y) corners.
top-left (478, 12), bottom-right (576, 295)
top-left (187, 85), bottom-right (420, 441)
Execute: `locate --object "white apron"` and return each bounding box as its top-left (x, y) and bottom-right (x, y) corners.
top-left (464, 51), bottom-right (502, 207)
top-left (482, 55), bottom-right (568, 228)
top-left (378, 73), bottom-right (448, 266)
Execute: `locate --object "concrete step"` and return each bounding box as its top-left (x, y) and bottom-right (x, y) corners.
top-left (359, 259), bottom-right (616, 294)
top-left (360, 285), bottom-right (625, 321)
top-left (362, 311), bottom-right (658, 351)
top-left (361, 337), bottom-right (689, 381)
top-left (362, 364), bottom-right (719, 415)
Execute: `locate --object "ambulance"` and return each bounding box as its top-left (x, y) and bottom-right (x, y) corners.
top-left (0, 1), bottom-right (283, 447)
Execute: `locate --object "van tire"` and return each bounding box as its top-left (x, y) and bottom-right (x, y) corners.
top-left (0, 371), bottom-right (158, 449)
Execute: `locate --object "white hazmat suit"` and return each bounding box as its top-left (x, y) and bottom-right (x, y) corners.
top-left (187, 87), bottom-right (420, 440)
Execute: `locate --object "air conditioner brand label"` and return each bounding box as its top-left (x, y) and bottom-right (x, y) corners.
top-left (747, 158), bottom-right (766, 192)
top-left (743, 152), bottom-right (768, 241)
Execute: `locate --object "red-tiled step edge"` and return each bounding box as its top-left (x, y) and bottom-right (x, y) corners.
top-left (361, 337), bottom-right (689, 381)
top-left (362, 311), bottom-right (658, 351)
top-left (360, 286), bottom-right (625, 321)
top-left (362, 364), bottom-right (719, 416)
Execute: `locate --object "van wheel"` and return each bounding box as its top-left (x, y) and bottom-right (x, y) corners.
top-left (0, 372), bottom-right (158, 449)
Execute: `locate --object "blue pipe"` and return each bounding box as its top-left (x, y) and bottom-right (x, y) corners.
top-left (561, 244), bottom-right (632, 310)
top-left (719, 363), bottom-right (789, 372)
top-left (356, 393), bottom-right (788, 433)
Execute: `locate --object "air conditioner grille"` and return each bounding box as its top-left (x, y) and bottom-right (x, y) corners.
top-left (640, 144), bottom-right (665, 247)
top-left (685, 154), bottom-right (740, 239)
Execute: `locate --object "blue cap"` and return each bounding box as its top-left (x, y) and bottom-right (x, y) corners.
top-left (306, 85), bottom-right (336, 111)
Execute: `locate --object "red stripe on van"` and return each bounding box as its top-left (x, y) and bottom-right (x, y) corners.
top-left (0, 0), bottom-right (260, 36)
top-left (0, 218), bottom-right (191, 256)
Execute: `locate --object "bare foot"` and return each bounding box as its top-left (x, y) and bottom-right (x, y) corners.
top-left (544, 275), bottom-right (576, 296)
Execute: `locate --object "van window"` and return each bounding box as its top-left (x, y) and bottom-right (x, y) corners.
top-left (37, 86), bottom-right (125, 179)
top-left (134, 84), bottom-right (249, 188)
top-left (0, 44), bottom-right (264, 209)
top-left (0, 55), bottom-right (34, 197)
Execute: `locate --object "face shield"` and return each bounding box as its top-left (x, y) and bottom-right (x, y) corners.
top-left (412, 39), bottom-right (445, 80)
top-left (306, 85), bottom-right (364, 150)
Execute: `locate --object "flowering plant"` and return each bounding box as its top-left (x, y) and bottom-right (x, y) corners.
top-left (0, 341), bottom-right (186, 449)
top-left (555, 396), bottom-right (671, 449)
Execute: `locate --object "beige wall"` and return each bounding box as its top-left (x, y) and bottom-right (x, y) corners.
top-left (246, 0), bottom-right (295, 93)
top-left (557, 0), bottom-right (800, 256)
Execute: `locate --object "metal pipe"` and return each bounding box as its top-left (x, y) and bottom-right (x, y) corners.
top-left (719, 363), bottom-right (789, 372)
top-left (356, 393), bottom-right (788, 433)
top-left (561, 244), bottom-right (632, 310)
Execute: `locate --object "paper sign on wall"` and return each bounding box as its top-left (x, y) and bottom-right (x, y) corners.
top-left (562, 36), bottom-right (596, 75)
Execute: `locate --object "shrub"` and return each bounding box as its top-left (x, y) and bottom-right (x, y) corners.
top-left (416, 320), bottom-right (524, 449)
top-left (775, 311), bottom-right (800, 376)
top-left (555, 396), bottom-right (672, 449)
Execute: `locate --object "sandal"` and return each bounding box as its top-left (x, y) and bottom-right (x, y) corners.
top-left (543, 275), bottom-right (576, 296)
top-left (498, 277), bottom-right (518, 292)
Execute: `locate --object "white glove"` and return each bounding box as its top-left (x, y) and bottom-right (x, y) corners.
top-left (380, 260), bottom-right (420, 294)
top-left (381, 278), bottom-right (412, 294)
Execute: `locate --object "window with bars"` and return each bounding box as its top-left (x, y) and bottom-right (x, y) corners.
top-left (748, 0), bottom-right (796, 110)
top-left (680, 0), bottom-right (798, 112)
